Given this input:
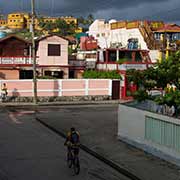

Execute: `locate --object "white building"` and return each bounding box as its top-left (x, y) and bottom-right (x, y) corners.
top-left (88, 19), bottom-right (113, 49)
top-left (88, 20), bottom-right (160, 62)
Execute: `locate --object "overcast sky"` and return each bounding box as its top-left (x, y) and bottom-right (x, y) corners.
top-left (0, 0), bottom-right (180, 24)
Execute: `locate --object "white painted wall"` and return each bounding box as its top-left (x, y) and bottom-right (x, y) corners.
top-left (89, 20), bottom-right (148, 50)
top-left (149, 50), bottom-right (159, 63)
top-left (118, 104), bottom-right (180, 166)
top-left (88, 19), bottom-right (111, 48)
top-left (110, 28), bottom-right (148, 49)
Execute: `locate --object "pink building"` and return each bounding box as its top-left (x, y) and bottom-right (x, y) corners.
top-left (36, 35), bottom-right (69, 78)
top-left (80, 36), bottom-right (98, 51)
top-left (0, 34), bottom-right (86, 79)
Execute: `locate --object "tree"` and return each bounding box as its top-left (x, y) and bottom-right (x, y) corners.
top-left (156, 52), bottom-right (180, 89)
top-left (77, 14), bottom-right (94, 32)
top-left (87, 14), bottom-right (94, 25)
top-left (127, 51), bottom-right (180, 91)
top-left (55, 19), bottom-right (76, 36)
top-left (77, 16), bottom-right (86, 26)
top-left (38, 19), bottom-right (56, 33)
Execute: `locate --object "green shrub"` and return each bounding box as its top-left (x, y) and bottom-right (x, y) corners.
top-left (38, 76), bottom-right (57, 79)
top-left (82, 70), bottom-right (121, 79)
top-left (132, 89), bottom-right (148, 102)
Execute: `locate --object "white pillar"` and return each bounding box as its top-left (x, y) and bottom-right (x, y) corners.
top-left (58, 80), bottom-right (62, 96)
top-left (85, 79), bottom-right (89, 96)
top-left (116, 49), bottom-right (119, 61)
top-left (109, 80), bottom-right (112, 96)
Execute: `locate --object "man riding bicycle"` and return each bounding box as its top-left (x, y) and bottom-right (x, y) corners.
top-left (64, 127), bottom-right (80, 156)
top-left (1, 83), bottom-right (8, 102)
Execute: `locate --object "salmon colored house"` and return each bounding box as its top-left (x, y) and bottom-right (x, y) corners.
top-left (36, 35), bottom-right (69, 78)
top-left (0, 34), bottom-right (85, 80)
top-left (0, 35), bottom-right (32, 79)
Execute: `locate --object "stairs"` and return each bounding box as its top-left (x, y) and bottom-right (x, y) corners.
top-left (139, 21), bottom-right (162, 50)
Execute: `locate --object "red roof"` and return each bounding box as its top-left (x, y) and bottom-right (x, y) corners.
top-left (0, 34), bottom-right (31, 44)
top-left (155, 24), bottom-right (180, 32)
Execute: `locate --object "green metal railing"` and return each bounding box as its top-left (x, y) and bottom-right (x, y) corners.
top-left (145, 116), bottom-right (180, 152)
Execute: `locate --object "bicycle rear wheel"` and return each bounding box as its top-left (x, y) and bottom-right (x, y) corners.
top-left (67, 152), bottom-right (73, 168)
top-left (73, 157), bottom-right (80, 175)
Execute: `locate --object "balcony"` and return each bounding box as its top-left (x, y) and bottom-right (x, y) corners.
top-left (69, 60), bottom-right (86, 67)
top-left (97, 62), bottom-right (151, 71)
top-left (0, 56), bottom-right (35, 65)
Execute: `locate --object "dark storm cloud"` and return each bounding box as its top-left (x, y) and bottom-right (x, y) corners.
top-left (0, 0), bottom-right (180, 23)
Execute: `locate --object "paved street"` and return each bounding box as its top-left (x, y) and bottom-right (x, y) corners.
top-left (0, 106), bottom-right (129, 180)
top-left (0, 104), bottom-right (180, 180)
top-left (34, 104), bottom-right (180, 180)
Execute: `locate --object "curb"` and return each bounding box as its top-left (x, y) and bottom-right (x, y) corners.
top-left (0, 100), bottom-right (122, 107)
top-left (36, 117), bottom-right (142, 180)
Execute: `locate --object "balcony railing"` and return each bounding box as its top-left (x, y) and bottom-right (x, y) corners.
top-left (97, 63), bottom-right (151, 71)
top-left (0, 56), bottom-right (35, 64)
top-left (69, 60), bottom-right (86, 67)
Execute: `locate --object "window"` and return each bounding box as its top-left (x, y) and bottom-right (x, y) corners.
top-left (102, 33), bottom-right (105, 37)
top-left (135, 51), bottom-right (142, 62)
top-left (154, 33), bottom-right (161, 40)
top-left (48, 44), bottom-right (61, 56)
top-left (109, 51), bottom-right (116, 62)
top-left (119, 51), bottom-right (132, 62)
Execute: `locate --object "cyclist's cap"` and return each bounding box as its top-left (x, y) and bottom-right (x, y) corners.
top-left (71, 127), bottom-right (75, 131)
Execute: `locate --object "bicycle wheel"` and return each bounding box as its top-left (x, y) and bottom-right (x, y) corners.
top-left (67, 151), bottom-right (73, 168)
top-left (73, 156), bottom-right (80, 175)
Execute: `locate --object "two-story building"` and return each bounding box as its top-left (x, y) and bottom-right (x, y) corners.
top-left (0, 34), bottom-right (85, 80)
top-left (89, 20), bottom-right (180, 62)
top-left (96, 48), bottom-right (153, 99)
top-left (36, 35), bottom-right (69, 78)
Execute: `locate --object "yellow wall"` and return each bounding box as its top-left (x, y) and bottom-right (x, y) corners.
top-left (0, 20), bottom-right (7, 26)
top-left (41, 16), bottom-right (77, 25)
top-left (7, 13), bottom-right (28, 29)
top-left (62, 16), bottom-right (77, 25)
top-left (75, 27), bottom-right (83, 33)
top-left (6, 13), bottom-right (80, 32)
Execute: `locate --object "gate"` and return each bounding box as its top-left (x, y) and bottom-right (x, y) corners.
top-left (112, 80), bottom-right (120, 99)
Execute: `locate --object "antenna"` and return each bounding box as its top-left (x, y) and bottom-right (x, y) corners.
top-left (51, 0), bottom-right (54, 16)
top-left (19, 0), bottom-right (24, 11)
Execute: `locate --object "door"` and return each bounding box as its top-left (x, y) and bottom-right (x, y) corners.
top-left (112, 80), bottom-right (120, 99)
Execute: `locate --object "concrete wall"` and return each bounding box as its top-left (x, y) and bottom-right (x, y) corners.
top-left (110, 28), bottom-right (148, 49)
top-left (118, 104), bottom-right (180, 166)
top-left (0, 79), bottom-right (112, 97)
top-left (149, 50), bottom-right (159, 63)
top-left (37, 35), bottom-right (68, 66)
top-left (89, 20), bottom-right (148, 50)
top-left (88, 19), bottom-right (111, 49)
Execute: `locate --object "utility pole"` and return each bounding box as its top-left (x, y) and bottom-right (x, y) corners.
top-left (31, 0), bottom-right (38, 104)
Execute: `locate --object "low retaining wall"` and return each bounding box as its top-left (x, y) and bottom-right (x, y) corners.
top-left (118, 103), bottom-right (180, 166)
top-left (5, 95), bottom-right (111, 103)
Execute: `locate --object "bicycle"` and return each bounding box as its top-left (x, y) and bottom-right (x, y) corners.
top-left (1, 92), bottom-right (7, 102)
top-left (67, 146), bottom-right (80, 175)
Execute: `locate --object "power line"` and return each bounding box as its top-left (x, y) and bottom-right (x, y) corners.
top-left (134, 7), bottom-right (180, 20)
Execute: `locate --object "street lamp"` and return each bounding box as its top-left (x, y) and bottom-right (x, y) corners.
top-left (31, 0), bottom-right (37, 104)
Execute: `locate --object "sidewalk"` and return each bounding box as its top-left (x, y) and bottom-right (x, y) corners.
top-left (0, 99), bottom-right (126, 107)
